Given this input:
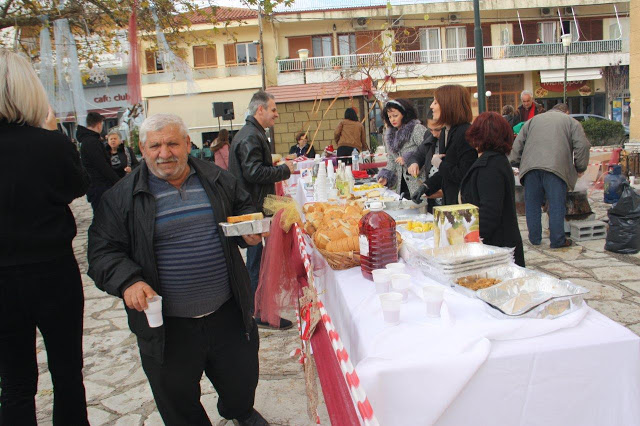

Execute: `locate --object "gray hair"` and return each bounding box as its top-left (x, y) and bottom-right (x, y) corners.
top-left (106, 128), bottom-right (121, 139)
top-left (139, 113), bottom-right (189, 145)
top-left (247, 91), bottom-right (275, 116)
top-left (520, 90), bottom-right (533, 100)
top-left (551, 103), bottom-right (569, 113)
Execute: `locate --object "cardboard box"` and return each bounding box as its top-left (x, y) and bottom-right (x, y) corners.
top-left (433, 204), bottom-right (480, 247)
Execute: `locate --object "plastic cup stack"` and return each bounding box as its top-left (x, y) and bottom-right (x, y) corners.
top-left (372, 268), bottom-right (391, 294)
top-left (327, 160), bottom-right (335, 185)
top-left (379, 292), bottom-right (403, 325)
top-left (423, 286), bottom-right (444, 318)
top-left (391, 273), bottom-right (411, 303)
top-left (314, 161), bottom-right (328, 202)
top-left (144, 296), bottom-right (163, 328)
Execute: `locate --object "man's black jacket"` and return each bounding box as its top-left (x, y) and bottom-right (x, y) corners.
top-left (228, 116), bottom-right (291, 212)
top-left (88, 157), bottom-right (256, 363)
top-left (78, 125), bottom-right (120, 188)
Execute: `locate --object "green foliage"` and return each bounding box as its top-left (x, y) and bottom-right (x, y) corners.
top-left (369, 134), bottom-right (379, 153)
top-left (130, 128), bottom-right (141, 156)
top-left (581, 118), bottom-right (626, 146)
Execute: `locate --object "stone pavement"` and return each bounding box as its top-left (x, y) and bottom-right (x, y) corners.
top-left (34, 190), bottom-right (640, 425)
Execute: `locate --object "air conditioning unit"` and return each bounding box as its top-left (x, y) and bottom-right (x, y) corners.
top-left (540, 7), bottom-right (553, 17)
top-left (391, 17), bottom-right (405, 27)
top-left (352, 17), bottom-right (368, 30)
top-left (563, 6), bottom-right (574, 16)
top-left (448, 14), bottom-right (460, 23)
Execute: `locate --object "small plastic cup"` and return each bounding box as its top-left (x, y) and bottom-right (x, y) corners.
top-left (630, 176), bottom-right (636, 186)
top-left (391, 273), bottom-right (411, 303)
top-left (379, 292), bottom-right (403, 325)
top-left (371, 269), bottom-right (391, 294)
top-left (385, 262), bottom-right (406, 274)
top-left (328, 188), bottom-right (339, 200)
top-left (423, 286), bottom-right (444, 318)
top-left (144, 296), bottom-right (163, 328)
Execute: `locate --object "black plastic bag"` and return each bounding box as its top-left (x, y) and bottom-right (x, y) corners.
top-left (605, 183), bottom-right (640, 254)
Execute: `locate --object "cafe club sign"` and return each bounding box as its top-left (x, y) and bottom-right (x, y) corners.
top-left (85, 85), bottom-right (130, 110)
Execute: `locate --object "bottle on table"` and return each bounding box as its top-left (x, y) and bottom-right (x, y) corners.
top-left (359, 201), bottom-right (398, 280)
top-left (352, 148), bottom-right (360, 171)
top-left (345, 165), bottom-right (355, 195)
top-left (335, 162), bottom-right (345, 194)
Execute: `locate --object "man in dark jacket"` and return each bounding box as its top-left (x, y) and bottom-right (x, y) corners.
top-left (78, 112), bottom-right (120, 211)
top-left (228, 91), bottom-right (293, 330)
top-left (517, 90), bottom-right (545, 124)
top-left (88, 114), bottom-right (269, 426)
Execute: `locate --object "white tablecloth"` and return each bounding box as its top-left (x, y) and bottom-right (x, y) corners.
top-left (313, 261), bottom-right (640, 426)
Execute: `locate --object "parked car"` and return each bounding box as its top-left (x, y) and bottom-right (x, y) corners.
top-left (570, 114), bottom-right (630, 138)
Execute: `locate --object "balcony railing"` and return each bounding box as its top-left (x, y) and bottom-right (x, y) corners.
top-left (278, 39), bottom-right (624, 73)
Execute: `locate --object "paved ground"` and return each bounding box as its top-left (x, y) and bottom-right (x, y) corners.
top-left (34, 189), bottom-right (640, 425)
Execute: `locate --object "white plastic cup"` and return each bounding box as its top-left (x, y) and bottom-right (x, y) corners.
top-left (328, 188), bottom-right (339, 200)
top-left (630, 176), bottom-right (636, 186)
top-left (379, 292), bottom-right (403, 325)
top-left (372, 269), bottom-right (391, 294)
top-left (144, 296), bottom-right (163, 328)
top-left (385, 262), bottom-right (406, 274)
top-left (423, 286), bottom-right (444, 318)
top-left (391, 273), bottom-right (411, 303)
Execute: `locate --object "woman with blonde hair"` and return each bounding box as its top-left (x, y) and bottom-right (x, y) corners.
top-left (106, 128), bottom-right (139, 178)
top-left (411, 84), bottom-right (477, 205)
top-left (0, 49), bottom-right (90, 425)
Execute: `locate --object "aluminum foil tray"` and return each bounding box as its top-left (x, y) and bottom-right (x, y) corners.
top-left (421, 243), bottom-right (514, 266)
top-left (416, 258), bottom-right (513, 294)
top-left (448, 265), bottom-right (541, 298)
top-left (220, 218), bottom-right (271, 237)
top-left (477, 276), bottom-right (589, 319)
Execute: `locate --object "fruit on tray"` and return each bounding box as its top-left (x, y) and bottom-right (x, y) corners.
top-left (354, 183), bottom-right (383, 192)
top-left (406, 221), bottom-right (435, 233)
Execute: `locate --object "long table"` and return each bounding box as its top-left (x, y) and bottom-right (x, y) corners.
top-left (311, 260), bottom-right (640, 425)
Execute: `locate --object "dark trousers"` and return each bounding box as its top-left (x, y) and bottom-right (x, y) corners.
top-left (336, 146), bottom-right (354, 165)
top-left (523, 169), bottom-right (568, 248)
top-left (86, 185), bottom-right (111, 212)
top-left (0, 254), bottom-right (88, 426)
top-left (245, 242), bottom-right (263, 316)
top-left (140, 300), bottom-right (259, 426)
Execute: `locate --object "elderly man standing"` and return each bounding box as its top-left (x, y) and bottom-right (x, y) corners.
top-left (509, 103), bottom-right (590, 248)
top-left (229, 91), bottom-right (294, 330)
top-left (516, 90), bottom-right (545, 124)
top-left (88, 114), bottom-right (269, 426)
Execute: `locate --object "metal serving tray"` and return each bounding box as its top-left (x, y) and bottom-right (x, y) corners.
top-left (477, 276), bottom-right (589, 319)
top-left (421, 243), bottom-right (514, 266)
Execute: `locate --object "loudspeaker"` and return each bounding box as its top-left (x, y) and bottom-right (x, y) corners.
top-left (222, 102), bottom-right (234, 121)
top-left (213, 102), bottom-right (225, 118)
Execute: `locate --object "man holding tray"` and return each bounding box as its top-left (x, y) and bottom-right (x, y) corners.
top-left (88, 114), bottom-right (269, 426)
top-left (229, 90), bottom-right (294, 330)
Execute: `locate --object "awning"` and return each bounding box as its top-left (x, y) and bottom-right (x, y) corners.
top-left (266, 81), bottom-right (367, 103)
top-left (540, 68), bottom-right (602, 83)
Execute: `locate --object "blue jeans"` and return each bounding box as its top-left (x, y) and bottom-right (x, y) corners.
top-left (523, 170), bottom-right (568, 248)
top-left (245, 242), bottom-right (263, 315)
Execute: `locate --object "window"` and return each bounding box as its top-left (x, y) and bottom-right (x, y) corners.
top-left (501, 28), bottom-right (510, 46)
top-left (610, 23), bottom-right (622, 39)
top-left (338, 34), bottom-right (356, 55)
top-left (538, 22), bottom-right (557, 43)
top-left (485, 74), bottom-right (524, 113)
top-left (445, 27), bottom-right (467, 61)
top-left (224, 42), bottom-right (259, 66)
top-left (193, 45), bottom-right (217, 68)
top-left (312, 35), bottom-right (333, 57)
top-left (419, 28), bottom-right (441, 62)
top-left (144, 50), bottom-right (164, 73)
top-left (561, 21), bottom-right (580, 42)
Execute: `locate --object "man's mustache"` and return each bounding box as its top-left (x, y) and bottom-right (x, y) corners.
top-left (156, 157), bottom-right (179, 164)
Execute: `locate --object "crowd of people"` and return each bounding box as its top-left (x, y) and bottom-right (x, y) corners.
top-left (1, 45), bottom-right (591, 426)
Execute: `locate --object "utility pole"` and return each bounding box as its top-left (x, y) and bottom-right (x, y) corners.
top-left (257, 2), bottom-right (275, 151)
top-left (473, 0), bottom-right (486, 113)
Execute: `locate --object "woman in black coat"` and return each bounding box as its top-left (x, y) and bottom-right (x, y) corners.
top-left (106, 129), bottom-right (139, 178)
top-left (0, 49), bottom-right (90, 424)
top-left (459, 112), bottom-right (525, 267)
top-left (411, 84), bottom-right (477, 205)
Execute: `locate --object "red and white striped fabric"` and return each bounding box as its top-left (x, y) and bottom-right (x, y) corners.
top-left (293, 224), bottom-right (379, 426)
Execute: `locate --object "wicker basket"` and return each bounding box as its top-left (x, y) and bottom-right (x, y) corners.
top-left (317, 235), bottom-right (403, 271)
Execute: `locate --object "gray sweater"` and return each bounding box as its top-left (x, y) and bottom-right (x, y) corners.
top-left (509, 110), bottom-right (591, 190)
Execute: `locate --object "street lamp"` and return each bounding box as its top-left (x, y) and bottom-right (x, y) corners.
top-left (298, 48), bottom-right (309, 84)
top-left (561, 34), bottom-right (572, 104)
